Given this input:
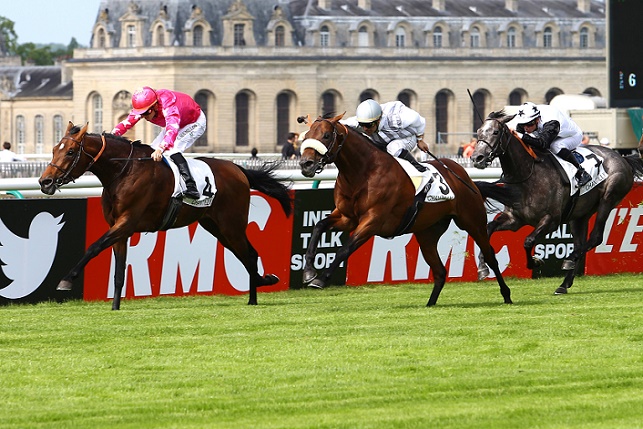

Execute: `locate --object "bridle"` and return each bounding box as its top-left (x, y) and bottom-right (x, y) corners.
top-left (476, 118), bottom-right (511, 166)
top-left (477, 117), bottom-right (536, 184)
top-left (48, 133), bottom-right (106, 187)
top-left (310, 118), bottom-right (348, 173)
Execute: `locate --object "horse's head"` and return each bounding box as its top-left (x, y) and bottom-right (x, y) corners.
top-left (39, 121), bottom-right (104, 195)
top-left (299, 112), bottom-right (346, 178)
top-left (472, 110), bottom-right (515, 169)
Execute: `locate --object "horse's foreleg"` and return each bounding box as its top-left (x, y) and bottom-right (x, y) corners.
top-left (555, 218), bottom-right (589, 294)
top-left (303, 211), bottom-right (342, 285)
top-left (111, 240), bottom-right (128, 310)
top-left (57, 225), bottom-right (130, 291)
top-left (308, 218), bottom-right (371, 289)
top-left (524, 216), bottom-right (555, 270)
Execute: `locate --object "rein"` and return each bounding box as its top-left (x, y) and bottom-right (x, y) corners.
top-left (48, 134), bottom-right (106, 187)
top-left (478, 118), bottom-right (537, 184)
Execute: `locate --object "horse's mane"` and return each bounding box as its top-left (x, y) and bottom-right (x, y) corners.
top-left (488, 109), bottom-right (509, 120)
top-left (68, 125), bottom-right (145, 147)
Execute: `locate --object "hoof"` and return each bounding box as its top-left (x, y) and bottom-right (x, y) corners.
top-left (57, 280), bottom-right (73, 291)
top-left (308, 279), bottom-right (325, 289)
top-left (302, 270), bottom-right (317, 284)
top-left (477, 267), bottom-right (490, 280)
top-left (561, 259), bottom-right (575, 271)
top-left (554, 286), bottom-right (568, 295)
top-left (260, 274), bottom-right (279, 287)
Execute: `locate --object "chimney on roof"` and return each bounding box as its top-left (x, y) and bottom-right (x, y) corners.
top-left (318, 0), bottom-right (330, 9)
top-left (432, 0), bottom-right (445, 11)
top-left (577, 0), bottom-right (590, 13)
top-left (358, 0), bottom-right (371, 10)
top-left (505, 0), bottom-right (518, 13)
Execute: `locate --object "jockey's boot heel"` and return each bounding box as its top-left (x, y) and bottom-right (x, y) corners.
top-left (398, 149), bottom-right (427, 172)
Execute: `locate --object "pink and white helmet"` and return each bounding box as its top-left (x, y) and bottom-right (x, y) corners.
top-left (131, 86), bottom-right (158, 115)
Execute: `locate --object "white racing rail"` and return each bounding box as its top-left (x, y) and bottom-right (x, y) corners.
top-left (0, 168), bottom-right (503, 198)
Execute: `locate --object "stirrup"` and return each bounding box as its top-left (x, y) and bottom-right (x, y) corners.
top-left (576, 171), bottom-right (591, 187)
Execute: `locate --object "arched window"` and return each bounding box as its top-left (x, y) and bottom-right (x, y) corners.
top-left (398, 91), bottom-right (412, 107)
top-left (235, 92), bottom-right (249, 146)
top-left (395, 27), bottom-right (406, 48)
top-left (509, 90), bottom-right (523, 106)
top-left (358, 25), bottom-right (369, 47)
top-left (545, 88), bottom-right (563, 104)
top-left (543, 27), bottom-right (553, 48)
top-left (193, 25), bottom-right (204, 47)
top-left (470, 27), bottom-right (480, 48)
top-left (433, 27), bottom-right (443, 48)
top-left (53, 115), bottom-right (64, 143)
top-left (92, 93), bottom-right (103, 133)
top-left (277, 92), bottom-right (291, 145)
top-left (322, 91), bottom-right (336, 117)
top-left (127, 25), bottom-right (136, 47)
top-left (472, 91), bottom-right (486, 132)
top-left (97, 29), bottom-right (106, 48)
top-left (507, 27), bottom-right (517, 48)
top-left (194, 92), bottom-right (209, 147)
top-left (35, 115), bottom-right (44, 154)
top-left (320, 25), bottom-right (330, 47)
top-left (580, 27), bottom-right (589, 49)
top-left (359, 90), bottom-right (378, 103)
top-left (156, 26), bottom-right (165, 46)
top-left (275, 25), bottom-right (285, 47)
top-left (16, 115), bottom-right (25, 153)
top-left (435, 91), bottom-right (449, 144)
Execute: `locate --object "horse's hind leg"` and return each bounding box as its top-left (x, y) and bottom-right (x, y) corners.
top-left (457, 216), bottom-right (512, 304)
top-left (415, 221), bottom-right (450, 306)
top-left (198, 218), bottom-right (268, 305)
top-left (555, 218), bottom-right (589, 294)
top-left (111, 240), bottom-right (128, 310)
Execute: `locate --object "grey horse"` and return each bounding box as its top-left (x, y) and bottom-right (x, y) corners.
top-left (471, 110), bottom-right (643, 295)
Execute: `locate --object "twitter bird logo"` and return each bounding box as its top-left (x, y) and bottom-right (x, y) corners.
top-left (0, 212), bottom-right (65, 299)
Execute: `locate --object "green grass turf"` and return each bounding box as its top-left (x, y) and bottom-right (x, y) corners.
top-left (1, 274), bottom-right (642, 429)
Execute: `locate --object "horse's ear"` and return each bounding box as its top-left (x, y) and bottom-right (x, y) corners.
top-left (65, 121), bottom-right (75, 135)
top-left (332, 112), bottom-right (345, 122)
top-left (502, 114), bottom-right (516, 124)
top-left (76, 122), bottom-right (89, 137)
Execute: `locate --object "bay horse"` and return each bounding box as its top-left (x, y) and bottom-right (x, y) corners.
top-left (472, 110), bottom-right (643, 294)
top-left (298, 113), bottom-right (512, 306)
top-left (39, 122), bottom-right (292, 310)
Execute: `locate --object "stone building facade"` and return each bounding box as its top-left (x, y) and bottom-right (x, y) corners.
top-left (0, 0), bottom-right (606, 156)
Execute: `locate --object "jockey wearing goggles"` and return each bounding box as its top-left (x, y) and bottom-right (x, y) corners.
top-left (343, 99), bottom-right (429, 172)
top-left (512, 101), bottom-right (591, 187)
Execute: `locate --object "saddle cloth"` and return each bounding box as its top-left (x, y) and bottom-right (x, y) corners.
top-left (551, 147), bottom-right (608, 196)
top-left (395, 158), bottom-right (455, 203)
top-left (163, 156), bottom-right (216, 208)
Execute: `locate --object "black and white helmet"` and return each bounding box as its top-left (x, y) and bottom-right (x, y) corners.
top-left (515, 102), bottom-right (541, 125)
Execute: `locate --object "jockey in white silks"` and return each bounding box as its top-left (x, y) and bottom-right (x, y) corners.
top-left (510, 101), bottom-right (591, 187)
top-left (342, 99), bottom-right (429, 172)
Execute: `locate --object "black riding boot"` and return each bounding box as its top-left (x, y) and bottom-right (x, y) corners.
top-left (558, 148), bottom-right (591, 187)
top-left (398, 149), bottom-right (427, 172)
top-left (170, 153), bottom-right (200, 199)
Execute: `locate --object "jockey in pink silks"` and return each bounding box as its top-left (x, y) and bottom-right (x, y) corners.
top-left (111, 86), bottom-right (206, 199)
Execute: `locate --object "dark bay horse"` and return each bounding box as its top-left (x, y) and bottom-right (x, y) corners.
top-left (39, 122), bottom-right (292, 309)
top-left (472, 110), bottom-right (643, 294)
top-left (298, 113), bottom-right (512, 306)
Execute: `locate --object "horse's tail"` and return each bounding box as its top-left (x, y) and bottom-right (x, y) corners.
top-left (240, 163), bottom-right (293, 217)
top-left (623, 154), bottom-right (643, 180)
top-left (474, 180), bottom-right (522, 210)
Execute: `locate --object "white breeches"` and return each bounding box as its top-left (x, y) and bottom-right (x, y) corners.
top-left (549, 133), bottom-right (582, 154)
top-left (151, 111), bottom-right (207, 154)
top-left (386, 136), bottom-right (417, 156)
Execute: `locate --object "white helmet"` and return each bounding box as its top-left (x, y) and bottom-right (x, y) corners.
top-left (356, 99), bottom-right (382, 123)
top-left (515, 102), bottom-right (541, 125)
